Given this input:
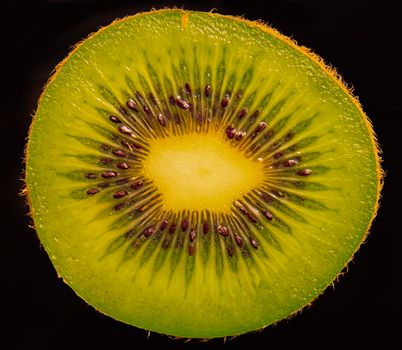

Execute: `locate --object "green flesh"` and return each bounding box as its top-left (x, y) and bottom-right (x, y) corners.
top-left (26, 10), bottom-right (380, 338)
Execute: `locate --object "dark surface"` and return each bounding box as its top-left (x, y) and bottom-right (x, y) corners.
top-left (1, 0), bottom-right (399, 348)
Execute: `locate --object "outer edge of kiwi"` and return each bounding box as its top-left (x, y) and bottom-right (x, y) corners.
top-left (22, 8), bottom-right (384, 340)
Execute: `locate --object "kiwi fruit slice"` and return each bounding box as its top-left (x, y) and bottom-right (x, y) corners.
top-left (25, 9), bottom-right (382, 338)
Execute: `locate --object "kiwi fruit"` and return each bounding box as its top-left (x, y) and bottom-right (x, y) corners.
top-left (25, 9), bottom-right (382, 338)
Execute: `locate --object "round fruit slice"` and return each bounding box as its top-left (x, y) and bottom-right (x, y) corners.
top-left (25, 9), bottom-right (382, 338)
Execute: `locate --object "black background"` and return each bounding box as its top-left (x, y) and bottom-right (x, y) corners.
top-left (1, 0), bottom-right (400, 348)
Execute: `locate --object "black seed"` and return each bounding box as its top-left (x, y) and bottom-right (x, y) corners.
top-left (102, 171), bottom-right (118, 178)
top-left (236, 203), bottom-right (245, 214)
top-left (114, 203), bottom-right (125, 211)
top-left (221, 93), bottom-right (230, 108)
top-left (121, 140), bottom-right (141, 150)
top-left (236, 202), bottom-right (258, 224)
top-left (234, 234), bottom-right (244, 247)
top-left (143, 226), bottom-right (156, 237)
top-left (169, 223), bottom-right (177, 235)
top-left (282, 159), bottom-right (299, 167)
top-left (253, 121), bottom-right (267, 136)
top-left (258, 191), bottom-right (273, 203)
top-left (181, 219), bottom-right (189, 232)
top-left (263, 210), bottom-right (274, 221)
top-left (100, 158), bottom-right (113, 164)
top-left (85, 173), bottom-right (97, 179)
top-left (121, 140), bottom-right (130, 149)
top-left (86, 188), bottom-right (99, 195)
top-left (273, 152), bottom-right (284, 159)
top-left (160, 219), bottom-right (169, 231)
top-left (188, 243), bottom-right (196, 256)
top-left (135, 92), bottom-right (144, 103)
top-left (118, 125), bottom-right (133, 135)
top-left (249, 237), bottom-right (259, 249)
top-left (175, 96), bottom-right (190, 110)
top-left (189, 229), bottom-right (196, 242)
top-left (218, 225), bottom-right (229, 237)
top-left (113, 190), bottom-right (128, 199)
top-left (126, 99), bottom-right (139, 111)
top-left (238, 107), bottom-right (248, 119)
top-left (227, 246), bottom-right (234, 257)
top-left (117, 162), bottom-right (130, 170)
top-left (226, 125), bottom-right (236, 139)
top-left (143, 104), bottom-right (151, 115)
top-left (97, 182), bottom-right (110, 188)
top-left (235, 130), bottom-right (246, 141)
top-left (185, 83), bottom-right (192, 96)
top-left (205, 84), bottom-right (211, 97)
top-left (116, 178), bottom-right (129, 185)
top-left (157, 113), bottom-right (167, 127)
top-left (297, 169), bottom-right (312, 176)
top-left (246, 212), bottom-right (258, 224)
top-left (113, 149), bottom-right (126, 157)
top-left (100, 144), bottom-right (112, 152)
top-left (109, 115), bottom-right (121, 123)
top-left (203, 221), bottom-right (209, 234)
top-left (130, 180), bottom-right (143, 189)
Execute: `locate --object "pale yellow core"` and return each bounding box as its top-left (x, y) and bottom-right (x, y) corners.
top-left (142, 133), bottom-right (265, 213)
